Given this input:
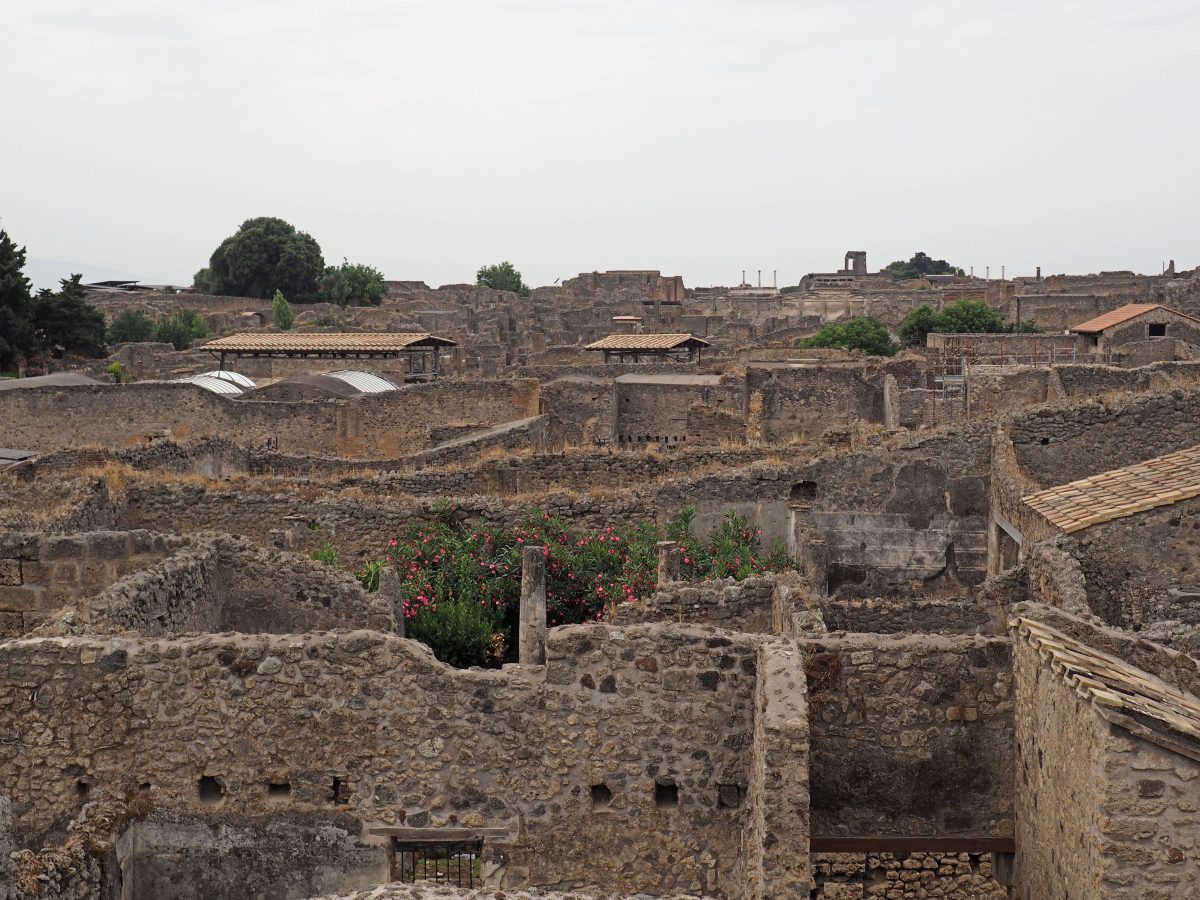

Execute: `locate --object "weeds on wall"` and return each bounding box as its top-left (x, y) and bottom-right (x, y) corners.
top-left (311, 503), bottom-right (793, 668)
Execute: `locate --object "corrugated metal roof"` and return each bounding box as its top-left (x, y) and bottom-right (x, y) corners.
top-left (175, 374), bottom-right (246, 395)
top-left (584, 333), bottom-right (710, 351)
top-left (196, 370), bottom-right (257, 388)
top-left (1069, 303), bottom-right (1200, 334)
top-left (323, 370), bottom-right (403, 394)
top-left (1022, 443), bottom-right (1200, 533)
top-left (202, 332), bottom-right (456, 352)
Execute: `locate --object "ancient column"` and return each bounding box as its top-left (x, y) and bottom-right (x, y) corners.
top-left (377, 565), bottom-right (405, 638)
top-left (520, 545), bottom-right (546, 665)
top-left (656, 540), bottom-right (681, 585)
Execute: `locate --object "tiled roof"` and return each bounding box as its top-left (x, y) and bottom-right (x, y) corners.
top-left (1013, 617), bottom-right (1200, 761)
top-left (1069, 303), bottom-right (1200, 334)
top-left (583, 333), bottom-right (710, 351)
top-left (201, 333), bottom-right (456, 352)
top-left (1022, 444), bottom-right (1200, 533)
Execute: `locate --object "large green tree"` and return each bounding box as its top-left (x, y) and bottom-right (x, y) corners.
top-left (899, 299), bottom-right (1041, 346)
top-left (31, 275), bottom-right (107, 358)
top-left (796, 316), bottom-right (898, 356)
top-left (196, 217), bottom-right (325, 300)
top-left (318, 259), bottom-right (389, 306)
top-left (0, 229), bottom-right (36, 371)
top-left (476, 260), bottom-right (531, 297)
top-left (885, 251), bottom-right (964, 281)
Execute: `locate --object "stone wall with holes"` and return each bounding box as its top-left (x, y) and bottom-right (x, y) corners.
top-left (746, 365), bottom-right (883, 445)
top-left (805, 634), bottom-right (1014, 839)
top-left (46, 534), bottom-right (396, 638)
top-left (1006, 386), bottom-right (1200, 488)
top-left (614, 378), bottom-right (742, 448)
top-left (0, 624), bottom-right (767, 897)
top-left (0, 530), bottom-right (186, 637)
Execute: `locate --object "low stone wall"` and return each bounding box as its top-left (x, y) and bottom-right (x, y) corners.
top-left (805, 634), bottom-right (1014, 839)
top-left (811, 852), bottom-right (1008, 898)
top-left (820, 598), bottom-right (993, 635)
top-left (608, 576), bottom-right (782, 634)
top-left (67, 535), bottom-right (395, 637)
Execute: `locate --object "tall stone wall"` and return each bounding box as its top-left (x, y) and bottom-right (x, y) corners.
top-left (805, 634), bottom-right (1014, 838)
top-left (747, 366), bottom-right (882, 444)
top-left (1011, 615), bottom-right (1200, 897)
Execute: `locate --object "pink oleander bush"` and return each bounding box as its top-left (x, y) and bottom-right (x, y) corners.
top-left (317, 502), bottom-right (792, 668)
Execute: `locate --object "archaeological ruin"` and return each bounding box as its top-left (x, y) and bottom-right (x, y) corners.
top-left (5, 257), bottom-right (1200, 900)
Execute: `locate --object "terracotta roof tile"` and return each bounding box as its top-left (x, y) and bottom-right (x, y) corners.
top-left (583, 333), bottom-right (711, 351)
top-left (1013, 617), bottom-right (1200, 760)
top-left (1022, 444), bottom-right (1200, 533)
top-left (1069, 303), bottom-right (1200, 334)
top-left (201, 333), bottom-right (456, 353)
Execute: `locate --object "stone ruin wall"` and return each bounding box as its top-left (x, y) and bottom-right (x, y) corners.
top-left (0, 379), bottom-right (539, 459)
top-left (0, 625), bottom-right (774, 898)
top-left (68, 534), bottom-right (396, 638)
top-left (805, 634), bottom-right (1014, 840)
top-left (0, 531), bottom-right (186, 638)
top-left (1006, 386), bottom-right (1200, 488)
top-left (1011, 613), bottom-right (1200, 898)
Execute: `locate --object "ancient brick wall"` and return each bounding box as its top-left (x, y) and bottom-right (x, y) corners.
top-left (965, 367), bottom-right (1049, 420)
top-left (0, 530), bottom-right (185, 637)
top-left (614, 378), bottom-right (741, 447)
top-left (805, 634), bottom-right (1014, 839)
top-left (0, 625), bottom-right (762, 897)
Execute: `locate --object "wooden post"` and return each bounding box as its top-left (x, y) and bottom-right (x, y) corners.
top-left (520, 546), bottom-right (546, 665)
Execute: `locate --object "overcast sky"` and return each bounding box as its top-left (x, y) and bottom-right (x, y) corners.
top-left (3, 0), bottom-right (1197, 290)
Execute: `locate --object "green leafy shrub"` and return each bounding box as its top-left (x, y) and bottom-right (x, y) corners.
top-left (106, 309), bottom-right (156, 344)
top-left (153, 310), bottom-right (208, 350)
top-left (105, 362), bottom-right (124, 383)
top-left (406, 596), bottom-right (502, 668)
top-left (272, 289), bottom-right (294, 330)
top-left (796, 316), bottom-right (898, 356)
top-left (898, 299), bottom-right (1043, 347)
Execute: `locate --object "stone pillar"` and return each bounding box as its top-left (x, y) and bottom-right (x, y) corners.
top-left (377, 566), bottom-right (405, 638)
top-left (519, 546), bottom-right (546, 665)
top-left (656, 540), bottom-right (681, 585)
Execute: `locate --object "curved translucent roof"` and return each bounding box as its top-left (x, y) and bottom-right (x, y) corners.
top-left (175, 374), bottom-right (246, 396)
top-left (323, 370), bottom-right (402, 394)
top-left (195, 370), bottom-right (257, 389)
